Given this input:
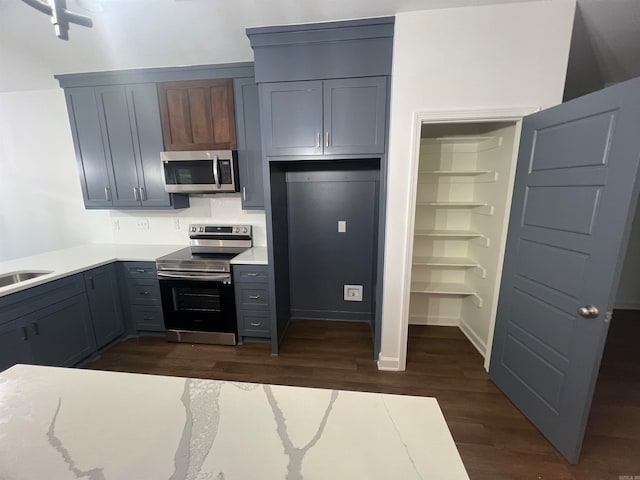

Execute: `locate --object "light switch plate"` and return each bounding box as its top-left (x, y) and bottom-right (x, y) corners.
top-left (344, 284), bottom-right (363, 301)
top-left (338, 220), bottom-right (347, 233)
top-left (136, 219), bottom-right (150, 230)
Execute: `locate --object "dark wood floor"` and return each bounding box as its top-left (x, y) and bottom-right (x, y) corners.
top-left (86, 313), bottom-right (640, 480)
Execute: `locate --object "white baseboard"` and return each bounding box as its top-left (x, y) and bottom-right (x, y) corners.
top-left (377, 355), bottom-right (402, 371)
top-left (408, 315), bottom-right (460, 326)
top-left (614, 300), bottom-right (640, 310)
top-left (459, 318), bottom-right (487, 358)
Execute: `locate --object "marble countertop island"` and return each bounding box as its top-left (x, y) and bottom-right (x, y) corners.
top-left (0, 365), bottom-right (469, 480)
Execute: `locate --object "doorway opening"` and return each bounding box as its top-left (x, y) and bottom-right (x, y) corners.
top-left (406, 120), bottom-right (520, 367)
top-left (268, 158), bottom-right (383, 358)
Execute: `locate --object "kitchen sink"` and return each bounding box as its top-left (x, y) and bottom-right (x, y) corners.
top-left (0, 271), bottom-right (52, 288)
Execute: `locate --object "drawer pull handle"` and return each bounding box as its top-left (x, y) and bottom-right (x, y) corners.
top-left (20, 326), bottom-right (28, 341)
top-left (143, 317), bottom-right (153, 321)
top-left (246, 273), bottom-right (259, 276)
top-left (250, 322), bottom-right (262, 327)
top-left (135, 269), bottom-right (147, 273)
top-left (249, 295), bottom-right (261, 299)
top-left (141, 290), bottom-right (150, 295)
top-left (31, 322), bottom-right (40, 336)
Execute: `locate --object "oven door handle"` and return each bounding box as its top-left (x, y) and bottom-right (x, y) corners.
top-left (157, 272), bottom-right (231, 283)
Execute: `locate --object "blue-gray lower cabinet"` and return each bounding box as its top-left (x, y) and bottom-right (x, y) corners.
top-left (26, 294), bottom-right (97, 367)
top-left (84, 264), bottom-right (125, 349)
top-left (0, 318), bottom-right (34, 372)
top-left (233, 265), bottom-right (272, 341)
top-left (119, 262), bottom-right (165, 333)
top-left (234, 77), bottom-right (264, 209)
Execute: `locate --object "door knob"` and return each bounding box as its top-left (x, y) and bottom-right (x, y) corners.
top-left (577, 305), bottom-right (599, 318)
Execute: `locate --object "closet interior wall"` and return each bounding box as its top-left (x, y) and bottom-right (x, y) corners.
top-left (409, 121), bottom-right (519, 357)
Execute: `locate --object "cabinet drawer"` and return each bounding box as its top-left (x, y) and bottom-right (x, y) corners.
top-left (131, 306), bottom-right (165, 332)
top-left (126, 279), bottom-right (161, 306)
top-left (233, 265), bottom-right (268, 283)
top-left (123, 262), bottom-right (157, 280)
top-left (238, 310), bottom-right (271, 337)
top-left (237, 284), bottom-right (269, 308)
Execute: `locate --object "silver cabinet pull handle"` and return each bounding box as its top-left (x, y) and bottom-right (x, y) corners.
top-left (250, 322), bottom-right (262, 327)
top-left (134, 269), bottom-right (147, 273)
top-left (31, 322), bottom-right (40, 336)
top-left (242, 186), bottom-right (247, 201)
top-left (249, 295), bottom-right (261, 299)
top-left (325, 131), bottom-right (330, 147)
top-left (133, 187), bottom-right (140, 201)
top-left (88, 277), bottom-right (95, 290)
top-left (246, 273), bottom-right (259, 276)
top-left (20, 326), bottom-right (28, 341)
top-left (104, 187), bottom-right (111, 201)
top-left (139, 187), bottom-right (146, 201)
top-left (316, 132), bottom-right (321, 148)
top-left (141, 290), bottom-right (150, 295)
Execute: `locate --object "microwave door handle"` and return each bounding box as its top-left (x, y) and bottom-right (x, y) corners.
top-left (212, 155), bottom-right (220, 189)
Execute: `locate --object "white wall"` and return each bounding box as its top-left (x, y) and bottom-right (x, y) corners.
top-left (378, 0), bottom-right (576, 371)
top-left (0, 88), bottom-right (267, 262)
top-left (0, 89), bottom-right (112, 261)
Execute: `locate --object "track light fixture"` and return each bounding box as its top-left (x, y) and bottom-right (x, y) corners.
top-left (21, 0), bottom-right (93, 40)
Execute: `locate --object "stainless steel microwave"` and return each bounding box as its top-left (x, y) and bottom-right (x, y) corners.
top-left (160, 150), bottom-right (239, 194)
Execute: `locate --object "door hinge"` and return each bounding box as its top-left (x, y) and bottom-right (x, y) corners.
top-left (604, 311), bottom-right (613, 323)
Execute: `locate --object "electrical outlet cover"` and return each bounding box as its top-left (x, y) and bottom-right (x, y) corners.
top-left (344, 284), bottom-right (363, 302)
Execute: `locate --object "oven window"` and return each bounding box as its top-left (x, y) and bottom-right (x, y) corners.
top-left (164, 160), bottom-right (214, 185)
top-left (172, 286), bottom-right (221, 312)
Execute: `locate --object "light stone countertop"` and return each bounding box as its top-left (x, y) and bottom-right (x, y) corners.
top-left (229, 246), bottom-right (268, 265)
top-left (0, 244), bottom-right (269, 298)
top-left (0, 364), bottom-right (469, 480)
top-left (0, 243), bottom-right (185, 298)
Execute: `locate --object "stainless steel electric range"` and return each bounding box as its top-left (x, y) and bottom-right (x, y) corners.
top-left (156, 224), bottom-right (252, 346)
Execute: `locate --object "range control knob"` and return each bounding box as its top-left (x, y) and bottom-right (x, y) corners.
top-left (190, 227), bottom-right (196, 232)
top-left (199, 227), bottom-right (204, 232)
top-left (242, 227), bottom-right (248, 234)
top-left (234, 227), bottom-right (240, 233)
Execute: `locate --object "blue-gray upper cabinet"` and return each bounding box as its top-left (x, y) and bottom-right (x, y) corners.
top-left (234, 78), bottom-right (265, 209)
top-left (65, 87), bottom-right (113, 208)
top-left (84, 264), bottom-right (125, 349)
top-left (323, 77), bottom-right (387, 155)
top-left (261, 81), bottom-right (324, 156)
top-left (64, 84), bottom-right (188, 210)
top-left (261, 77), bottom-right (387, 157)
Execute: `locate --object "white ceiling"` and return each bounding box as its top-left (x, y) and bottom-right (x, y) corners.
top-left (0, 0), bottom-right (638, 94)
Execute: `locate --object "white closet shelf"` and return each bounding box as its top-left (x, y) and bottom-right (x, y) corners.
top-left (413, 256), bottom-right (486, 277)
top-left (414, 229), bottom-right (483, 237)
top-left (416, 202), bottom-right (494, 215)
top-left (418, 170), bottom-right (492, 176)
top-left (417, 170), bottom-right (498, 184)
top-left (421, 135), bottom-right (502, 152)
top-left (412, 255), bottom-right (477, 266)
top-left (410, 281), bottom-right (483, 307)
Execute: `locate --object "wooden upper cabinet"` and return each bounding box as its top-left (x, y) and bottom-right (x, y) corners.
top-left (158, 79), bottom-right (237, 151)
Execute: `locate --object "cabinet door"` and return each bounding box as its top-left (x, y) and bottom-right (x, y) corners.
top-left (234, 78), bottom-right (264, 209)
top-left (126, 84), bottom-right (181, 208)
top-left (0, 319), bottom-right (34, 372)
top-left (323, 77), bottom-right (387, 155)
top-left (28, 294), bottom-right (97, 367)
top-left (84, 264), bottom-right (125, 349)
top-left (261, 81), bottom-right (323, 156)
top-left (95, 85), bottom-right (141, 207)
top-left (158, 79), bottom-right (237, 151)
top-left (65, 87), bottom-right (113, 208)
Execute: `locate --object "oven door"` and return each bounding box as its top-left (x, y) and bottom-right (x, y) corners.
top-left (158, 274), bottom-right (237, 343)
